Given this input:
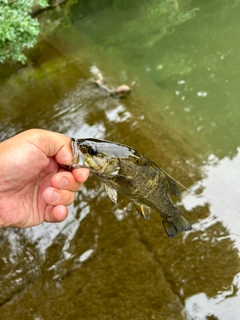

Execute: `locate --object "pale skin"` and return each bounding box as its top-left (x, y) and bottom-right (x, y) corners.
top-left (0, 129), bottom-right (89, 228)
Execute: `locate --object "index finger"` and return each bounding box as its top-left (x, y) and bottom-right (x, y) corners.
top-left (72, 168), bottom-right (90, 183)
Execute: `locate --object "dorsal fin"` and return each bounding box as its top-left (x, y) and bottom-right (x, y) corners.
top-left (160, 168), bottom-right (191, 194)
top-left (165, 173), bottom-right (179, 196)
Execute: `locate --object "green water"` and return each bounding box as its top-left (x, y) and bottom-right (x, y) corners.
top-left (1, 1), bottom-right (240, 319)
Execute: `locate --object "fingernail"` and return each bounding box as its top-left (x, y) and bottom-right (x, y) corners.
top-left (59, 177), bottom-right (68, 189)
top-left (52, 190), bottom-right (60, 202)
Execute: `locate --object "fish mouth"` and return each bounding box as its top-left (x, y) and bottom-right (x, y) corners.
top-left (71, 138), bottom-right (85, 167)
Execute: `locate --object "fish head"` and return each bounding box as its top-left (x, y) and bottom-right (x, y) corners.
top-left (71, 138), bottom-right (121, 177)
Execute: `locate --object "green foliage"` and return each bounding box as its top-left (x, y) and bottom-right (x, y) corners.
top-left (0, 0), bottom-right (48, 64)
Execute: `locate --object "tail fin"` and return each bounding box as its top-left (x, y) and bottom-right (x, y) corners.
top-left (162, 209), bottom-right (192, 238)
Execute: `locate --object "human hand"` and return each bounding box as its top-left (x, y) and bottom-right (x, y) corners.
top-left (0, 129), bottom-right (89, 228)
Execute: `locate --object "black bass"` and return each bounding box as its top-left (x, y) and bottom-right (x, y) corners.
top-left (70, 138), bottom-right (192, 237)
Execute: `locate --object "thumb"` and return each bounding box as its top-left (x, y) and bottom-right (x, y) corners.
top-left (23, 129), bottom-right (73, 165)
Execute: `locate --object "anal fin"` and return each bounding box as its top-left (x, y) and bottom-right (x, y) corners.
top-left (134, 203), bottom-right (150, 219)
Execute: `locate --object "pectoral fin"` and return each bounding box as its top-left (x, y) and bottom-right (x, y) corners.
top-left (104, 184), bottom-right (118, 204)
top-left (134, 203), bottom-right (150, 219)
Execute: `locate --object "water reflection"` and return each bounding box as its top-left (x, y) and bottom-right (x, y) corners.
top-left (1, 56), bottom-right (239, 320)
top-left (183, 149), bottom-right (240, 241)
top-left (1, 0), bottom-right (240, 319)
top-left (182, 150), bottom-right (240, 319)
top-left (185, 276), bottom-right (240, 320)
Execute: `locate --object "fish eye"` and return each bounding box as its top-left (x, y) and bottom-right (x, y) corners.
top-left (88, 147), bottom-right (98, 156)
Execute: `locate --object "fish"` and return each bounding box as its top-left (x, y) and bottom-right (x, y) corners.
top-left (70, 138), bottom-right (192, 237)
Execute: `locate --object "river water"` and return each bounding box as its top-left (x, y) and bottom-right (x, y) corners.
top-left (1, 1), bottom-right (240, 319)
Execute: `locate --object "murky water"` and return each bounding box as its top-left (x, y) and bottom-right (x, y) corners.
top-left (1, 1), bottom-right (240, 319)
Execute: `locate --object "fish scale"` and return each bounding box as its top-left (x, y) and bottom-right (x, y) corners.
top-left (70, 138), bottom-right (192, 238)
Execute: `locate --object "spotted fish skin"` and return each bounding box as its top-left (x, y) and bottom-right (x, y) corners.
top-left (71, 138), bottom-right (192, 237)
